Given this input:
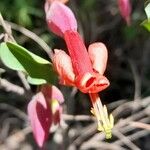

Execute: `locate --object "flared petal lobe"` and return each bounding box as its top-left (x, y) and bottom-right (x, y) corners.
top-left (27, 92), bottom-right (52, 148)
top-left (75, 73), bottom-right (110, 93)
top-left (53, 49), bottom-right (75, 86)
top-left (45, 1), bottom-right (77, 37)
top-left (88, 42), bottom-right (108, 75)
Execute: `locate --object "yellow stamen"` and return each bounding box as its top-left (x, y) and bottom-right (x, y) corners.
top-left (50, 99), bottom-right (59, 114)
top-left (89, 93), bottom-right (114, 139)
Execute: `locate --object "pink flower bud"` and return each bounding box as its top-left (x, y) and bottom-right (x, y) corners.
top-left (45, 1), bottom-right (77, 37)
top-left (27, 92), bottom-right (52, 148)
top-left (27, 85), bottom-right (64, 147)
top-left (118, 0), bottom-right (131, 25)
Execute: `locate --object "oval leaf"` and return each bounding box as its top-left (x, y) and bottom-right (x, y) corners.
top-left (0, 42), bottom-right (57, 85)
top-left (141, 19), bottom-right (150, 32)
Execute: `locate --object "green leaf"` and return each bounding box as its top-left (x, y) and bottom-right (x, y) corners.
top-left (141, 19), bottom-right (150, 31)
top-left (27, 76), bottom-right (47, 85)
top-left (145, 2), bottom-right (150, 19)
top-left (141, 2), bottom-right (150, 32)
top-left (0, 42), bottom-right (57, 85)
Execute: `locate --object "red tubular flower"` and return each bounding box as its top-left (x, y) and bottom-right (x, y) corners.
top-left (27, 85), bottom-right (64, 147)
top-left (45, 1), bottom-right (114, 138)
top-left (118, 0), bottom-right (132, 25)
top-left (63, 30), bottom-right (109, 93)
top-left (53, 35), bottom-right (110, 93)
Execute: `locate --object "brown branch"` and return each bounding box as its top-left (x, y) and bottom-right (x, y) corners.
top-left (80, 141), bottom-right (126, 150)
top-left (0, 127), bottom-right (31, 150)
top-left (114, 130), bottom-right (149, 146)
top-left (0, 78), bottom-right (25, 95)
top-left (112, 96), bottom-right (150, 118)
top-left (5, 21), bottom-right (54, 60)
top-left (0, 103), bottom-right (27, 121)
top-left (128, 59), bottom-right (141, 101)
top-left (130, 121), bottom-right (150, 130)
top-left (0, 13), bottom-right (31, 90)
top-left (113, 129), bottom-right (140, 150)
top-left (62, 114), bottom-right (95, 121)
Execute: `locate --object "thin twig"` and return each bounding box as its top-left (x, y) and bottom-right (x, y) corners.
top-left (0, 13), bottom-right (31, 90)
top-left (0, 33), bottom-right (4, 40)
top-left (130, 121), bottom-right (150, 130)
top-left (108, 99), bottom-right (127, 110)
top-left (118, 117), bottom-right (150, 134)
top-left (128, 59), bottom-right (141, 101)
top-left (17, 71), bottom-right (30, 90)
top-left (71, 123), bottom-right (97, 147)
top-left (112, 96), bottom-right (150, 117)
top-left (114, 108), bottom-right (148, 130)
top-left (0, 103), bottom-right (27, 121)
top-left (0, 13), bottom-right (15, 42)
top-left (80, 141), bottom-right (126, 150)
top-left (62, 114), bottom-right (95, 121)
top-left (113, 129), bottom-right (140, 150)
top-left (0, 78), bottom-right (25, 95)
top-left (5, 21), bottom-right (54, 60)
top-left (114, 130), bottom-right (150, 145)
top-left (0, 118), bottom-right (20, 140)
top-left (0, 126), bottom-right (31, 150)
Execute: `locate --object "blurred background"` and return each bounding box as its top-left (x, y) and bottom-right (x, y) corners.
top-left (0, 0), bottom-right (150, 149)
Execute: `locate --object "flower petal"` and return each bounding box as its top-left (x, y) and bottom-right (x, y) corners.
top-left (90, 74), bottom-right (110, 93)
top-left (41, 85), bottom-right (63, 125)
top-left (45, 1), bottom-right (77, 37)
top-left (64, 31), bottom-right (93, 76)
top-left (41, 84), bottom-right (64, 104)
top-left (88, 42), bottom-right (108, 75)
top-left (44, 0), bottom-right (69, 14)
top-left (27, 92), bottom-right (52, 147)
top-left (53, 49), bottom-right (75, 86)
top-left (75, 72), bottom-right (109, 93)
